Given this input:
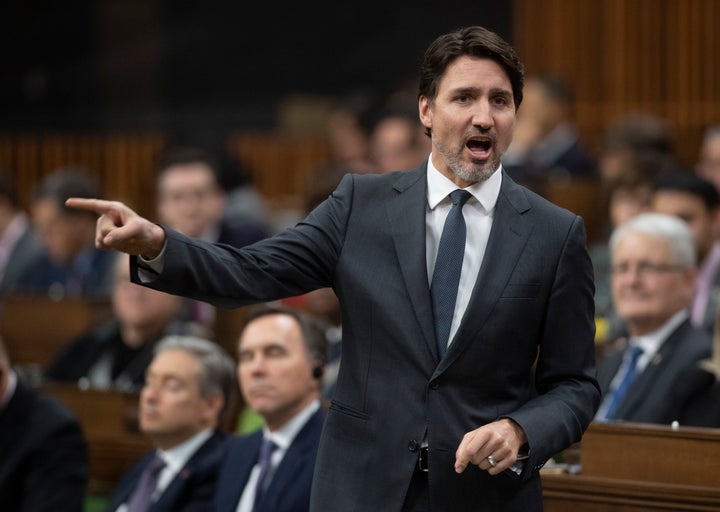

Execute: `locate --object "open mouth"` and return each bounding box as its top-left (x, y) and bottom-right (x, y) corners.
top-left (466, 138), bottom-right (493, 159)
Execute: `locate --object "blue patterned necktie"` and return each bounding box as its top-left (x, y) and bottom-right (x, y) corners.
top-left (431, 190), bottom-right (472, 358)
top-left (126, 454), bottom-right (166, 512)
top-left (605, 345), bottom-right (644, 420)
top-left (253, 437), bottom-right (278, 511)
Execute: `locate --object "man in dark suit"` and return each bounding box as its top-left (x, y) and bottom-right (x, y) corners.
top-left (45, 252), bottom-right (189, 392)
top-left (0, 337), bottom-right (89, 512)
top-left (107, 335), bottom-right (236, 512)
top-left (595, 212), bottom-right (713, 423)
top-left (20, 167), bottom-right (116, 300)
top-left (213, 304), bottom-right (327, 512)
top-left (0, 169), bottom-right (43, 297)
top-left (69, 25), bottom-right (600, 512)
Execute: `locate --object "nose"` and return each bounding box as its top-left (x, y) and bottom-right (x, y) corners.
top-left (471, 100), bottom-right (493, 131)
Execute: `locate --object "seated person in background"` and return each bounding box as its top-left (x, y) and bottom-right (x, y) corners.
top-left (107, 335), bottom-right (236, 512)
top-left (0, 337), bottom-right (89, 512)
top-left (695, 124), bottom-right (720, 195)
top-left (502, 72), bottom-right (596, 189)
top-left (155, 146), bottom-right (269, 335)
top-left (212, 304), bottom-right (327, 512)
top-left (0, 169), bottom-right (42, 297)
top-left (595, 213), bottom-right (712, 424)
top-left (45, 253), bottom-right (190, 392)
top-left (18, 167), bottom-right (115, 300)
top-left (651, 170), bottom-right (720, 334)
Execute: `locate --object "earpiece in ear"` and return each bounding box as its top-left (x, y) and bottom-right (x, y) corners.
top-left (312, 366), bottom-right (324, 380)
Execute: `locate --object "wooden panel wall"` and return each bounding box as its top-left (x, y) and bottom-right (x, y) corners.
top-left (0, 133), bottom-right (167, 217)
top-left (513, 0), bottom-right (720, 166)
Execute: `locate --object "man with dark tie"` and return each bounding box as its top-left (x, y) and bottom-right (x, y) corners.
top-left (212, 304), bottom-right (327, 512)
top-left (69, 25), bottom-right (600, 512)
top-left (595, 212), bottom-right (713, 423)
top-left (107, 335), bottom-right (236, 512)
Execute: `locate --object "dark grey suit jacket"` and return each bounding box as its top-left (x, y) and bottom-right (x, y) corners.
top-left (132, 165), bottom-right (600, 512)
top-left (596, 318), bottom-right (712, 424)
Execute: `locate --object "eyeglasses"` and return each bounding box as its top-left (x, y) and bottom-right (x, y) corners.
top-left (610, 261), bottom-right (688, 276)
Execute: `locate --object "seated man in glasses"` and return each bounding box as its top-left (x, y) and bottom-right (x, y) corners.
top-left (594, 212), bottom-right (713, 424)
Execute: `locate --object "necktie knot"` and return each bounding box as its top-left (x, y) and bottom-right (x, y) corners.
top-left (450, 189), bottom-right (472, 207)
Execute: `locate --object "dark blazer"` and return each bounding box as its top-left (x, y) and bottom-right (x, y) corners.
top-left (132, 166), bottom-right (600, 512)
top-left (0, 378), bottom-right (89, 512)
top-left (596, 318), bottom-right (713, 424)
top-left (680, 375), bottom-right (720, 427)
top-left (44, 320), bottom-right (159, 392)
top-left (0, 224), bottom-right (43, 295)
top-left (212, 407), bottom-right (325, 512)
top-left (107, 430), bottom-right (228, 512)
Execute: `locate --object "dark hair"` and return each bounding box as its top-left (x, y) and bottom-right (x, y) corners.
top-left (33, 167), bottom-right (101, 215)
top-left (242, 304), bottom-right (328, 366)
top-left (652, 170), bottom-right (720, 211)
top-left (156, 146), bottom-right (222, 184)
top-left (418, 26), bottom-right (524, 134)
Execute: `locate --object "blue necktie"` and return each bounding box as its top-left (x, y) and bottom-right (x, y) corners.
top-left (126, 454), bottom-right (166, 512)
top-left (604, 345), bottom-right (644, 420)
top-left (253, 437), bottom-right (278, 511)
top-left (431, 190), bottom-right (472, 358)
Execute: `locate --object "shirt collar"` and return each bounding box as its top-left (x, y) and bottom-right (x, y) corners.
top-left (1, 369), bottom-right (17, 410)
top-left (631, 309), bottom-right (689, 358)
top-left (158, 428), bottom-right (214, 472)
top-left (263, 399), bottom-right (320, 451)
top-left (426, 156), bottom-right (502, 213)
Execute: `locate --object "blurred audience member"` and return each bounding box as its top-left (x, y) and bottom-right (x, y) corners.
top-left (595, 213), bottom-right (712, 424)
top-left (155, 146), bottom-right (269, 334)
top-left (598, 113), bottom-right (676, 185)
top-left (324, 90), bottom-right (381, 174)
top-left (695, 124), bottom-right (720, 194)
top-left (590, 150), bottom-right (673, 341)
top-left (0, 336), bottom-right (89, 511)
top-left (19, 167), bottom-right (115, 299)
top-left (369, 96), bottom-right (431, 173)
top-left (212, 304), bottom-right (326, 512)
top-left (107, 335), bottom-right (236, 512)
top-left (45, 253), bottom-right (189, 392)
top-left (651, 171), bottom-right (720, 334)
top-left (0, 169), bottom-right (42, 296)
top-left (502, 73), bottom-right (596, 189)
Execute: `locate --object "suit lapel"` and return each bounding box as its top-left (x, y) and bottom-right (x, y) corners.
top-left (386, 166), bottom-right (438, 359)
top-left (438, 173), bottom-right (533, 371)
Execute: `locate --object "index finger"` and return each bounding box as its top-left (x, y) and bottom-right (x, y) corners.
top-left (65, 197), bottom-right (117, 215)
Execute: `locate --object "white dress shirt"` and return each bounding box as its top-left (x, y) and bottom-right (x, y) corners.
top-left (426, 158), bottom-right (501, 348)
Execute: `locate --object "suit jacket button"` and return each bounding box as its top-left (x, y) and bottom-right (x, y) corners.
top-left (408, 440), bottom-right (419, 452)
top-left (430, 381), bottom-right (440, 390)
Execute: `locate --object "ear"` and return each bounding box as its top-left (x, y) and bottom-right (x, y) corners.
top-left (419, 96), bottom-right (432, 130)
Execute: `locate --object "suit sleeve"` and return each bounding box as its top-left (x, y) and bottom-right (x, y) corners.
top-left (507, 214), bottom-right (601, 471)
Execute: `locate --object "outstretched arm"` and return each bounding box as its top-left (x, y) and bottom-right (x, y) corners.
top-left (65, 198), bottom-right (166, 259)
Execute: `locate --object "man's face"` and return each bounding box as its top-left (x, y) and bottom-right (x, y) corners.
top-left (32, 199), bottom-right (92, 263)
top-left (112, 259), bottom-right (181, 334)
top-left (237, 314), bottom-right (319, 431)
top-left (419, 56), bottom-right (516, 186)
top-left (696, 136), bottom-right (720, 193)
top-left (651, 190), bottom-right (718, 262)
top-left (139, 349), bottom-right (219, 449)
top-left (156, 163), bottom-right (225, 238)
top-left (611, 231), bottom-right (696, 335)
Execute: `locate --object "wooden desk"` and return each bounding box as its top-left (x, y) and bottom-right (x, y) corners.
top-left (40, 383), bottom-right (153, 496)
top-left (0, 295), bottom-right (112, 367)
top-left (542, 422), bottom-right (720, 511)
